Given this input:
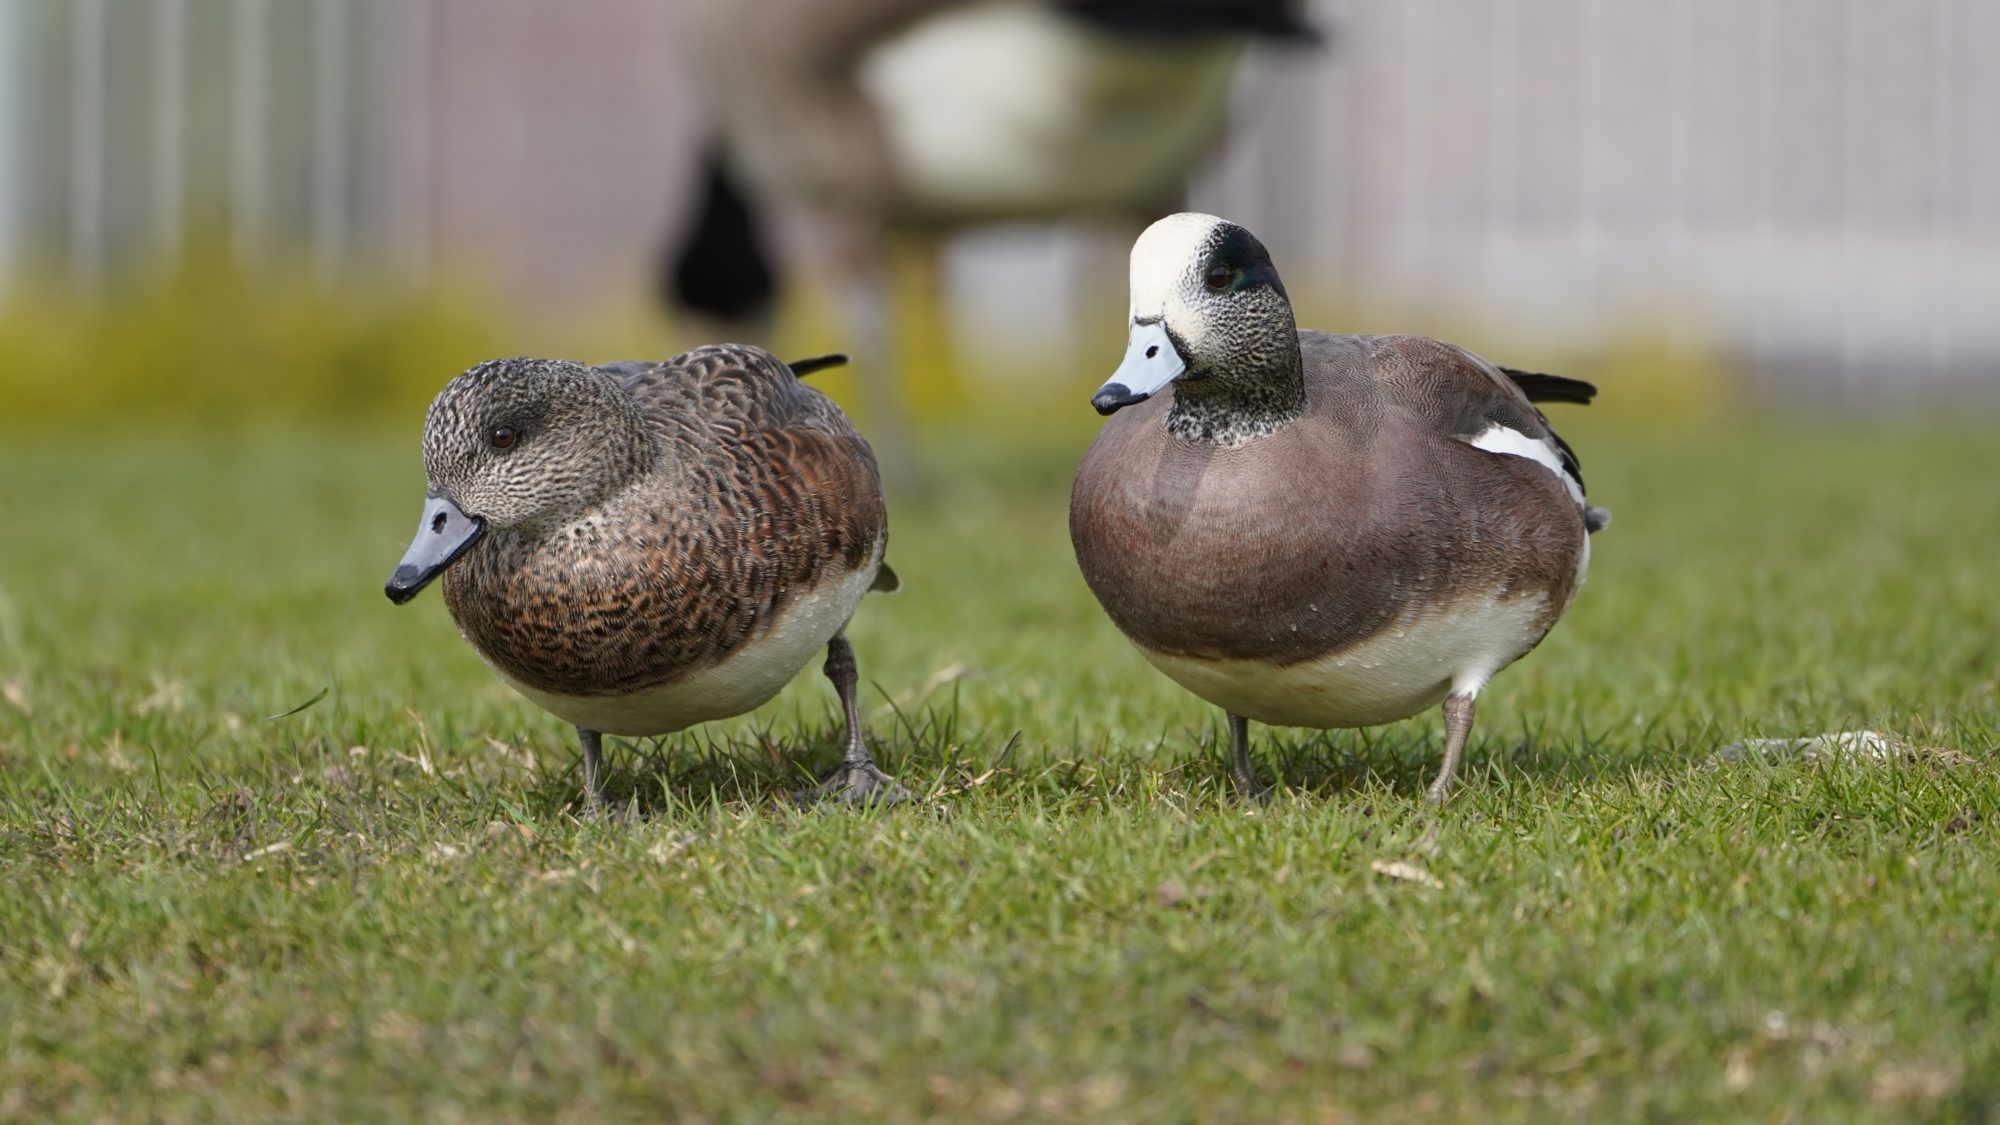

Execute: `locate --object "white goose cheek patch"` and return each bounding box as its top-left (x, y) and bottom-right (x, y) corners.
top-left (1469, 424), bottom-right (1586, 505)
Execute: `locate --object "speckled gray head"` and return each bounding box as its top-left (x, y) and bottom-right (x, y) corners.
top-left (384, 357), bottom-right (652, 604)
top-left (1092, 212), bottom-right (1298, 419)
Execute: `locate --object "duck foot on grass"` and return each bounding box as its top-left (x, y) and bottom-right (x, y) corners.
top-left (805, 762), bottom-right (909, 807)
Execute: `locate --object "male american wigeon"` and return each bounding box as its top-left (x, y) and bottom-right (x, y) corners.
top-left (1071, 213), bottom-right (1608, 802)
top-left (385, 347), bottom-right (902, 809)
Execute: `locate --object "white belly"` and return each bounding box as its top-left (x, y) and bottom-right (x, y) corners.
top-left (499, 564), bottom-right (879, 737)
top-left (859, 4), bottom-right (1243, 217)
top-left (1140, 593), bottom-right (1555, 729)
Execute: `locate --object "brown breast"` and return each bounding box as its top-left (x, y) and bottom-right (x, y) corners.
top-left (445, 349), bottom-right (888, 697)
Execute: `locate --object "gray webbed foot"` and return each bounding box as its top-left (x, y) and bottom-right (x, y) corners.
top-left (806, 630), bottom-right (907, 806)
top-left (807, 761), bottom-right (909, 807)
top-left (1234, 771), bottom-right (1275, 805)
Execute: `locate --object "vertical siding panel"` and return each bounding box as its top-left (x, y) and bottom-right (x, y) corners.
top-left (151, 0), bottom-right (185, 262)
top-left (229, 0), bottom-right (267, 264)
top-left (70, 0), bottom-right (105, 285)
top-left (312, 0), bottom-right (348, 284)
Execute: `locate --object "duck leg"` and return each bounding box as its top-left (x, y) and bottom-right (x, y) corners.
top-left (577, 726), bottom-right (606, 814)
top-left (813, 630), bottom-right (906, 805)
top-left (1425, 693), bottom-right (1477, 804)
top-left (1229, 712), bottom-right (1272, 801)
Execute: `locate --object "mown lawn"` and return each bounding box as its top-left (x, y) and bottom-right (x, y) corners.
top-left (1, 404), bottom-right (1996, 1121)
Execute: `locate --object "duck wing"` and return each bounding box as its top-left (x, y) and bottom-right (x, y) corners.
top-left (1367, 336), bottom-right (1605, 530)
top-left (603, 344), bottom-right (893, 578)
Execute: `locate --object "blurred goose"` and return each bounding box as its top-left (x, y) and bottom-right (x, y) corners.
top-left (666, 0), bottom-right (1320, 483)
top-left (385, 348), bottom-right (903, 809)
top-left (1070, 214), bottom-right (1609, 802)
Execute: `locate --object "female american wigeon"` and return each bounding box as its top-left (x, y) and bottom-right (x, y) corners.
top-left (385, 347), bottom-right (902, 809)
top-left (1070, 213), bottom-right (1608, 802)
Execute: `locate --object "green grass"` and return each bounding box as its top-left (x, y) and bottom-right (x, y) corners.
top-left (2, 404), bottom-right (1997, 1121)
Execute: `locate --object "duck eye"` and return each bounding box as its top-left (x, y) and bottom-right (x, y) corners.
top-left (490, 426), bottom-right (517, 450)
top-left (1204, 265), bottom-right (1232, 291)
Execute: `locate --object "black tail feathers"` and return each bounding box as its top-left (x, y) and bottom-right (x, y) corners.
top-left (786, 354), bottom-right (850, 379)
top-left (1501, 368), bottom-right (1598, 405)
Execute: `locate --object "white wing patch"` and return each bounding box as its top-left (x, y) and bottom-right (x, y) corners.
top-left (1468, 423), bottom-right (1585, 505)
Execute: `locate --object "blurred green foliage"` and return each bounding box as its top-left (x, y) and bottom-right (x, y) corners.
top-left (0, 251), bottom-right (1743, 437)
top-left (0, 250), bottom-right (506, 428)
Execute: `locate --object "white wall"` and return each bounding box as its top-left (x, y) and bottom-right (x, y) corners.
top-left (0, 0), bottom-right (1995, 396)
top-left (0, 0), bottom-right (23, 284)
top-left (1187, 0), bottom-right (2000, 395)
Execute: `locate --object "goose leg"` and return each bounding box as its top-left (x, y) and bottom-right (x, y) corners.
top-left (1426, 693), bottom-right (1477, 804)
top-left (813, 630), bottom-right (906, 805)
top-left (843, 258), bottom-right (924, 496)
top-left (577, 726), bottom-right (606, 814)
top-left (1229, 712), bottom-right (1271, 802)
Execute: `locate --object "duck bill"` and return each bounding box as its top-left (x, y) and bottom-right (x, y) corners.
top-left (385, 492), bottom-right (485, 605)
top-left (1091, 321), bottom-right (1186, 415)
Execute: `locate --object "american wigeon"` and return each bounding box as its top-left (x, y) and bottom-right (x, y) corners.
top-left (385, 347), bottom-right (902, 809)
top-left (1070, 213), bottom-right (1608, 802)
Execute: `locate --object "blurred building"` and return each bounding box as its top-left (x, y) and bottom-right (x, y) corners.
top-left (1, 0), bottom-right (1995, 400)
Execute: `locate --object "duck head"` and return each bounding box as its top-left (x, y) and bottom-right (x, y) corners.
top-left (1092, 212), bottom-right (1299, 416)
top-left (385, 358), bottom-right (652, 604)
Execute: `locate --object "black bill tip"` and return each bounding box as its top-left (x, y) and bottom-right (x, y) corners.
top-left (386, 494), bottom-right (486, 606)
top-left (1092, 383), bottom-right (1148, 416)
top-left (384, 565), bottom-right (430, 605)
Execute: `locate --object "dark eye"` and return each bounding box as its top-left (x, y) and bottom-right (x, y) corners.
top-left (490, 426), bottom-right (517, 450)
top-left (1204, 265), bottom-right (1232, 291)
